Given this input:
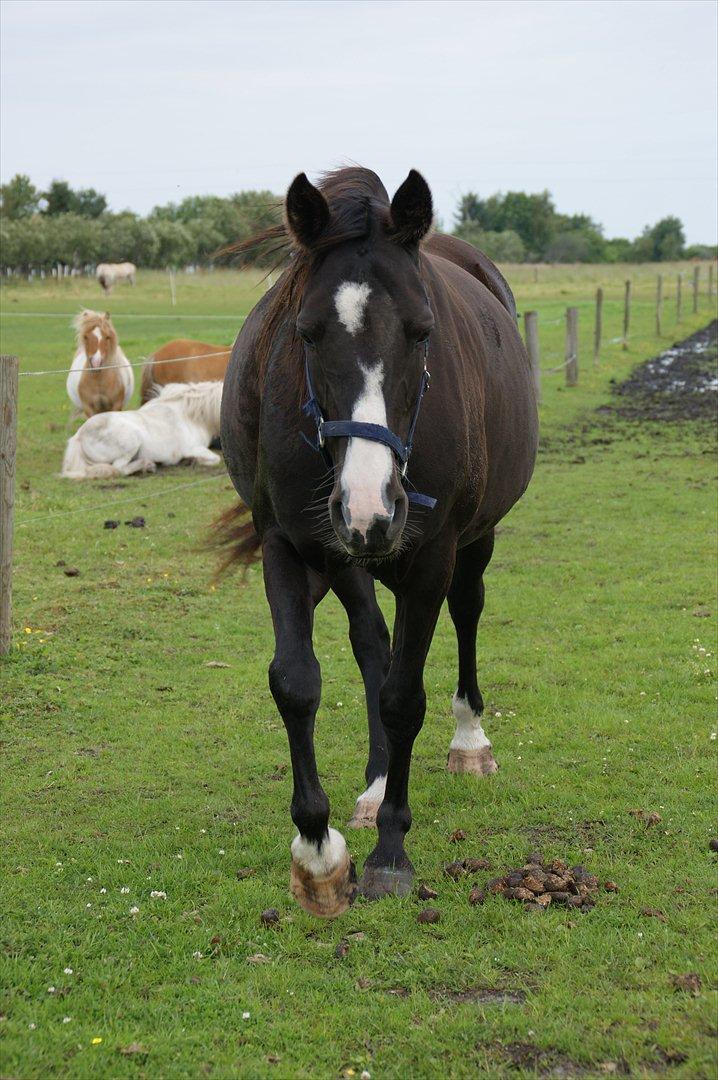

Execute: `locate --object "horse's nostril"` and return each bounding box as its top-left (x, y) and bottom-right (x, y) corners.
top-left (340, 501), bottom-right (352, 529)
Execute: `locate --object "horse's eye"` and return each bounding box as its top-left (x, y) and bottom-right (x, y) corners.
top-left (416, 330), bottom-right (432, 345)
top-left (297, 328), bottom-right (315, 348)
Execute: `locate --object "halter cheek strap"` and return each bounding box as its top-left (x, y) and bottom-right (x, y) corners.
top-left (301, 349), bottom-right (436, 510)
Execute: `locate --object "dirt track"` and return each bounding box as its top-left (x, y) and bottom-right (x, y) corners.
top-left (601, 319), bottom-right (717, 422)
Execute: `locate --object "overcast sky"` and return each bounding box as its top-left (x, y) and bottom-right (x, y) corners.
top-left (1, 0), bottom-right (716, 242)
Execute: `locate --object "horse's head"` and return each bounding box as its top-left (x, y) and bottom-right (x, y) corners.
top-left (78, 311), bottom-right (117, 369)
top-left (287, 170), bottom-right (434, 561)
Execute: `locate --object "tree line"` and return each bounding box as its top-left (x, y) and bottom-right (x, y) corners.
top-left (0, 173), bottom-right (715, 273)
top-left (454, 190), bottom-right (715, 263)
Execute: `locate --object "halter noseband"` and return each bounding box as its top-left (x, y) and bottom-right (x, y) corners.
top-left (301, 346), bottom-right (437, 510)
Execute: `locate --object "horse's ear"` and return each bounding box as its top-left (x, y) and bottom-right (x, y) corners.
top-left (285, 173), bottom-right (330, 249)
top-left (390, 169), bottom-right (433, 246)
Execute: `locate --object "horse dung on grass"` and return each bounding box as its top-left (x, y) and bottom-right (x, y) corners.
top-left (66, 310), bottom-right (134, 418)
top-left (217, 167), bottom-right (539, 917)
top-left (62, 381), bottom-right (223, 479)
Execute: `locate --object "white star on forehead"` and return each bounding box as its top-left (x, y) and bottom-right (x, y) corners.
top-left (334, 281), bottom-right (371, 335)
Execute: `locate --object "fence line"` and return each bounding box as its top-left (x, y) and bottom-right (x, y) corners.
top-left (15, 472), bottom-right (231, 529)
top-left (18, 349), bottom-right (233, 378)
top-left (0, 311), bottom-right (247, 320)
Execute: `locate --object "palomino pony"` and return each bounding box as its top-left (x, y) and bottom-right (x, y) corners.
top-left (62, 381), bottom-right (223, 478)
top-left (218, 167), bottom-right (538, 917)
top-left (140, 340), bottom-right (231, 404)
top-left (66, 310), bottom-right (134, 417)
top-left (96, 262), bottom-right (136, 294)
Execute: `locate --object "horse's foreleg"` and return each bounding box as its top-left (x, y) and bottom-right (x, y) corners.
top-left (446, 531), bottom-right (498, 775)
top-left (188, 446), bottom-right (221, 467)
top-left (332, 568), bottom-right (391, 829)
top-left (263, 529), bottom-right (356, 918)
top-left (360, 541), bottom-right (455, 899)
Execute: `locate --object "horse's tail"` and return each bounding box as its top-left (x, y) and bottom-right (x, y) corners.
top-left (140, 362), bottom-right (159, 405)
top-left (61, 433), bottom-right (118, 480)
top-left (209, 501), bottom-right (262, 578)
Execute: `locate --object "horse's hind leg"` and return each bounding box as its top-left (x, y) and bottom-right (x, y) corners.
top-left (263, 529), bottom-right (356, 918)
top-left (332, 568), bottom-right (391, 829)
top-left (446, 530), bottom-right (498, 775)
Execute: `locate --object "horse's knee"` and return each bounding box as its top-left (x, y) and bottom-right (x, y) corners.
top-left (269, 655), bottom-right (321, 723)
top-left (379, 681), bottom-right (426, 740)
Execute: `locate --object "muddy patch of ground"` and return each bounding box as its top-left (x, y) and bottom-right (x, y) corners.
top-left (600, 320), bottom-right (717, 422)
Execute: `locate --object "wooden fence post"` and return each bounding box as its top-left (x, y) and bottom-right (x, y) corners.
top-left (593, 287), bottom-right (603, 364)
top-left (709, 263), bottom-right (714, 303)
top-left (1, 356), bottom-right (19, 656)
top-left (656, 274), bottom-right (663, 336)
top-left (168, 267), bottom-right (176, 307)
top-left (693, 265), bottom-right (699, 313)
top-left (565, 307), bottom-right (578, 386)
top-left (676, 273), bottom-right (682, 321)
top-left (622, 280), bottom-right (631, 350)
top-left (524, 310), bottom-right (541, 403)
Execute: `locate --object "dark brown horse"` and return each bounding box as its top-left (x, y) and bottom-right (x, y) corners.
top-left (219, 167), bottom-right (538, 917)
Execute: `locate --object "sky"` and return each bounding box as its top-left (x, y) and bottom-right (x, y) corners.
top-left (1, 0), bottom-right (716, 242)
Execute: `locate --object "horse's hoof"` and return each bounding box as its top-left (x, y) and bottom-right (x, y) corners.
top-left (347, 776), bottom-right (386, 829)
top-left (347, 800), bottom-right (381, 829)
top-left (358, 864), bottom-right (414, 901)
top-left (290, 830), bottom-right (357, 918)
top-left (447, 746), bottom-right (499, 775)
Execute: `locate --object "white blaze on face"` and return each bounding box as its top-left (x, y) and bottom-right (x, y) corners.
top-left (334, 281), bottom-right (371, 336)
top-left (340, 363), bottom-right (393, 537)
top-left (89, 326), bottom-right (103, 368)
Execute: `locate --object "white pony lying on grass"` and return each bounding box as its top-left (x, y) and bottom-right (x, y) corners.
top-left (61, 381), bottom-right (223, 479)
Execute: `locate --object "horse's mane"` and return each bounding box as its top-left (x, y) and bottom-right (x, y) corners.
top-left (155, 380), bottom-right (223, 430)
top-left (72, 309), bottom-right (117, 350)
top-left (233, 167), bottom-right (393, 402)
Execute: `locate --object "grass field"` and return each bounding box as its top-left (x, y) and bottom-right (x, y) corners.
top-left (1, 262), bottom-right (717, 1079)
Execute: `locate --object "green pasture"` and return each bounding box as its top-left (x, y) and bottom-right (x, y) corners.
top-left (1, 264), bottom-right (716, 1079)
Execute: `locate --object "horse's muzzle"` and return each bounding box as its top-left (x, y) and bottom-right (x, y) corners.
top-left (329, 491), bottom-right (407, 559)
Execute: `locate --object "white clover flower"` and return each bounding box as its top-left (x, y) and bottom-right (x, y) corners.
top-left (63, 1017), bottom-right (71, 1024)
top-left (47, 986), bottom-right (56, 994)
top-left (150, 890), bottom-right (167, 899)
top-left (129, 906), bottom-right (139, 915)
top-left (63, 967), bottom-right (73, 975)
top-left (99, 888), bottom-right (107, 894)
top-left (120, 887), bottom-right (130, 894)
top-left (218, 849), bottom-right (225, 855)
top-left (242, 1011), bottom-right (250, 1020)
top-left (192, 951), bottom-right (203, 960)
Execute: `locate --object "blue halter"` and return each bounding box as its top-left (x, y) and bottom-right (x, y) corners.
top-left (301, 349), bottom-right (437, 510)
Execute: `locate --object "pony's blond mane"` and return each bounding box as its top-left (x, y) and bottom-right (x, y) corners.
top-left (155, 381), bottom-right (223, 430)
top-left (72, 309), bottom-right (117, 350)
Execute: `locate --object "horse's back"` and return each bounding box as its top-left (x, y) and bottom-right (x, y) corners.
top-left (423, 233), bottom-right (517, 320)
top-left (142, 340), bottom-right (231, 403)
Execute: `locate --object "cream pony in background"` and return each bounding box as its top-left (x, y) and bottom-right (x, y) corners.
top-left (96, 262), bottom-right (137, 294)
top-left (66, 310), bottom-right (134, 418)
top-left (61, 381), bottom-right (223, 479)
